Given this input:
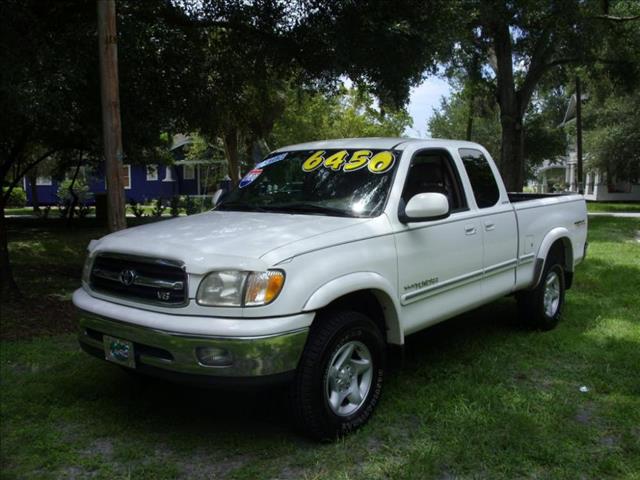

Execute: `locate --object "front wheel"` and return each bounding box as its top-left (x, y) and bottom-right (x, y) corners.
top-left (289, 310), bottom-right (385, 441)
top-left (517, 259), bottom-right (566, 330)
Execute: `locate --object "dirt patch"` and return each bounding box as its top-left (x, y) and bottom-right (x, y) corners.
top-left (177, 450), bottom-right (250, 479)
top-left (575, 403), bottom-right (595, 425)
top-left (574, 401), bottom-right (607, 430)
top-left (599, 435), bottom-right (619, 448)
top-left (365, 435), bottom-right (385, 453)
top-left (275, 465), bottom-right (309, 480)
top-left (81, 439), bottom-right (114, 458)
top-left (0, 296), bottom-right (77, 340)
top-left (59, 465), bottom-right (98, 479)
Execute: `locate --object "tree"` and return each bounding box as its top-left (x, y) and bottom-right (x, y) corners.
top-left (269, 86), bottom-right (411, 149)
top-left (0, 0), bottom-right (96, 293)
top-left (438, 0), bottom-right (640, 191)
top-left (583, 91), bottom-right (640, 184)
top-left (175, 0), bottom-right (455, 184)
top-left (581, 3), bottom-right (640, 184)
top-left (429, 88), bottom-right (502, 162)
top-left (429, 85), bottom-right (567, 180)
top-left (0, 0), bottom-right (202, 294)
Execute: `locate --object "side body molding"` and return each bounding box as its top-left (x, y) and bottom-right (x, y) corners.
top-left (531, 227), bottom-right (574, 289)
top-left (302, 272), bottom-right (403, 345)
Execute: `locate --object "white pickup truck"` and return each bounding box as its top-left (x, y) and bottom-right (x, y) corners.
top-left (73, 138), bottom-right (588, 440)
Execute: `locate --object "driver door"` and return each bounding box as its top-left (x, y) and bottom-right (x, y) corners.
top-left (393, 148), bottom-right (485, 335)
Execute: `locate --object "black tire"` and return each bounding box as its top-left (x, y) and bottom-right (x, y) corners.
top-left (289, 310), bottom-right (386, 441)
top-left (517, 255), bottom-right (566, 330)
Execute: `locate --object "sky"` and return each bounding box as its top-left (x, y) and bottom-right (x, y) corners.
top-left (404, 77), bottom-right (452, 138)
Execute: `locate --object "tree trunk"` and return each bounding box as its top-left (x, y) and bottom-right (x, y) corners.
top-left (465, 93), bottom-right (474, 141)
top-left (499, 113), bottom-right (525, 192)
top-left (489, 17), bottom-right (525, 192)
top-left (223, 129), bottom-right (240, 185)
top-left (97, 0), bottom-right (127, 232)
top-left (0, 196), bottom-right (19, 296)
top-left (28, 174), bottom-right (40, 213)
top-left (66, 157), bottom-right (82, 225)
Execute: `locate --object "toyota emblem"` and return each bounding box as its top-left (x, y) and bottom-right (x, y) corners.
top-left (119, 269), bottom-right (136, 286)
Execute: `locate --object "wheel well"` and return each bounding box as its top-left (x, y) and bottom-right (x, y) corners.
top-left (317, 290), bottom-right (400, 344)
top-left (548, 239), bottom-right (574, 289)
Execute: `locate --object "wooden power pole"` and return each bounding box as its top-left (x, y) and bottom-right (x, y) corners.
top-left (97, 0), bottom-right (127, 231)
top-left (575, 75), bottom-right (584, 194)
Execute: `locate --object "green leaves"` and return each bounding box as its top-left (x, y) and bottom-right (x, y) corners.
top-left (269, 86), bottom-right (411, 148)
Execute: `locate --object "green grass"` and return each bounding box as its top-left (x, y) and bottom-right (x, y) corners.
top-left (4, 207), bottom-right (38, 216)
top-left (4, 206), bottom-right (184, 218)
top-left (1, 216), bottom-right (639, 479)
top-left (587, 202), bottom-right (640, 213)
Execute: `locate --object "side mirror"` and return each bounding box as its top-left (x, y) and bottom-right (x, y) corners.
top-left (400, 192), bottom-right (450, 223)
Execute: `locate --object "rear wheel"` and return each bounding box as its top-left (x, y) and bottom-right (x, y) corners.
top-left (517, 256), bottom-right (566, 330)
top-left (290, 310), bottom-right (385, 441)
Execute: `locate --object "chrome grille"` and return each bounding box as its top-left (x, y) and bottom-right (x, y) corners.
top-left (90, 253), bottom-right (188, 306)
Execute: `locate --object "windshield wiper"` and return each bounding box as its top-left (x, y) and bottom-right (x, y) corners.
top-left (266, 203), bottom-right (355, 217)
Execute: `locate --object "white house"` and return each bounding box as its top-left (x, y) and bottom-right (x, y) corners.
top-left (532, 93), bottom-right (640, 201)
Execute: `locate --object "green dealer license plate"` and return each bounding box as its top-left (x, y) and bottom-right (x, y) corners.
top-left (104, 335), bottom-right (135, 368)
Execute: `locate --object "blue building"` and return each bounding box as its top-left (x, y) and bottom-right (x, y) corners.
top-left (24, 163), bottom-right (198, 205)
top-left (24, 135), bottom-right (226, 206)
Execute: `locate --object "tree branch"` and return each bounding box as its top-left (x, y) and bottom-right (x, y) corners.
top-left (592, 14), bottom-right (640, 22)
top-left (517, 30), bottom-right (554, 114)
top-left (486, 45), bottom-right (498, 76)
top-left (2, 149), bottom-right (61, 203)
top-left (544, 56), bottom-right (628, 69)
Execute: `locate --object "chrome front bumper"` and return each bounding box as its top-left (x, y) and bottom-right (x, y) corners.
top-left (78, 310), bottom-right (309, 379)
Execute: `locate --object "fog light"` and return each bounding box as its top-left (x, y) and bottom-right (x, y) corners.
top-left (196, 347), bottom-right (233, 366)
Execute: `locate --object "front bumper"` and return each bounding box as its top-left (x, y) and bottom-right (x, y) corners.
top-left (77, 310), bottom-right (309, 383)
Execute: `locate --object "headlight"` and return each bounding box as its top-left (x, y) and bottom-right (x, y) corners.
top-left (196, 270), bottom-right (285, 307)
top-left (82, 253), bottom-right (94, 285)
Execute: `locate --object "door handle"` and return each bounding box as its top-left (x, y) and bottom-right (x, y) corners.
top-left (484, 222), bottom-right (496, 231)
top-left (464, 225), bottom-right (477, 235)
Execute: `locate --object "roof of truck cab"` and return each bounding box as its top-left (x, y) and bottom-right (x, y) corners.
top-left (273, 137), bottom-right (484, 152)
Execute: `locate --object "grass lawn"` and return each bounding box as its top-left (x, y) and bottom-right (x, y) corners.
top-left (1, 216), bottom-right (639, 479)
top-left (4, 206), bottom-right (185, 218)
top-left (587, 202), bottom-right (640, 213)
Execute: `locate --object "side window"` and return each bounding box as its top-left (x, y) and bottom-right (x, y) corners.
top-left (459, 148), bottom-right (500, 208)
top-left (401, 149), bottom-right (467, 212)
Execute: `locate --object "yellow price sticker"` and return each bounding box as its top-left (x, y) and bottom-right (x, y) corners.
top-left (368, 151), bottom-right (395, 174)
top-left (343, 150), bottom-right (372, 172)
top-left (323, 150), bottom-right (349, 171)
top-left (302, 150), bottom-right (325, 172)
top-left (301, 150), bottom-right (396, 174)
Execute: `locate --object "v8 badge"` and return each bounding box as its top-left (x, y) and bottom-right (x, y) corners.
top-left (157, 290), bottom-right (171, 301)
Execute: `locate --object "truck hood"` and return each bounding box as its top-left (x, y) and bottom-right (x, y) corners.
top-left (90, 211), bottom-right (369, 273)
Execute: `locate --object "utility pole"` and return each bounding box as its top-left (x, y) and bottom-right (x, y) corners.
top-left (575, 75), bottom-right (584, 194)
top-left (97, 0), bottom-right (126, 231)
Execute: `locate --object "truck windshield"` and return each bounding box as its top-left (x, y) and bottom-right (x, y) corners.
top-left (217, 149), bottom-right (400, 217)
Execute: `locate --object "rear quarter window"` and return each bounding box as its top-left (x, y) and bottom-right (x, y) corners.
top-left (459, 148), bottom-right (500, 208)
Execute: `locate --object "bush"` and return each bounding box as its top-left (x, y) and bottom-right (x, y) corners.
top-left (56, 178), bottom-right (94, 218)
top-left (183, 196), bottom-right (198, 215)
top-left (40, 205), bottom-right (52, 219)
top-left (151, 198), bottom-right (166, 217)
top-left (170, 195), bottom-right (181, 217)
top-left (128, 199), bottom-right (145, 218)
top-left (3, 187), bottom-right (27, 207)
top-left (185, 196), bottom-right (214, 214)
top-left (57, 179), bottom-right (93, 205)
